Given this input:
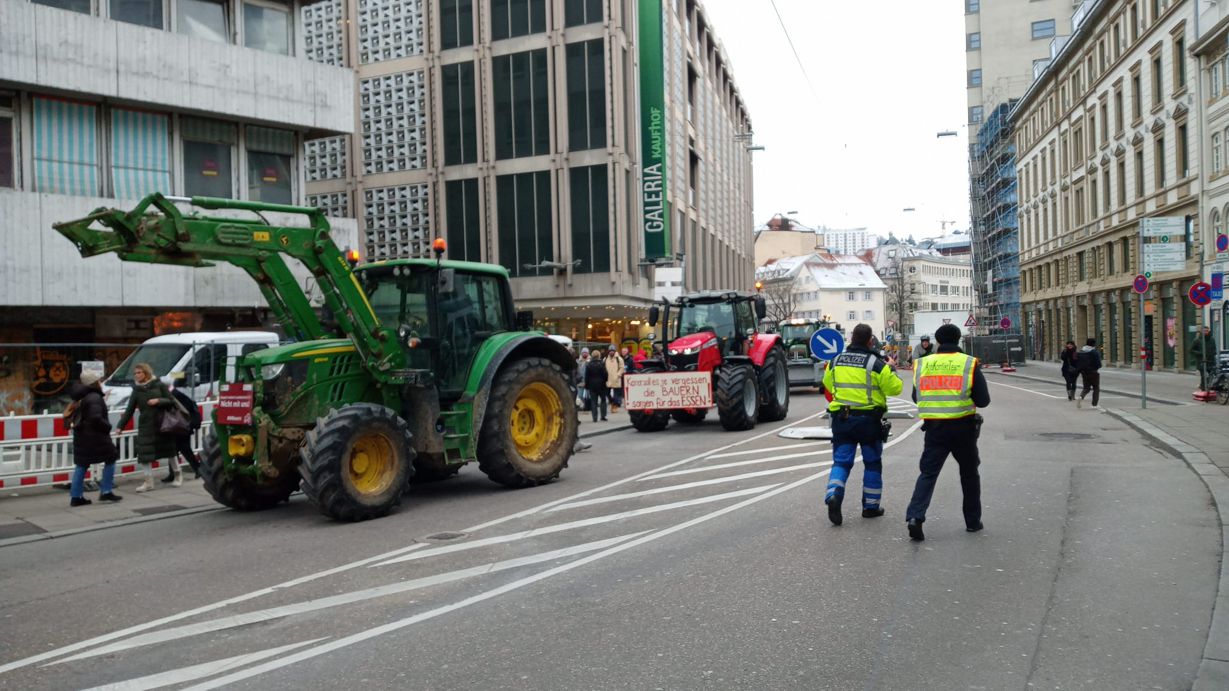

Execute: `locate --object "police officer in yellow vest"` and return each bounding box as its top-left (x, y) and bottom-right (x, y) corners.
top-left (905, 324), bottom-right (991, 541)
top-left (821, 324), bottom-right (903, 526)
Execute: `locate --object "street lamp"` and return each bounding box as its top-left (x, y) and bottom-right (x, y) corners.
top-left (936, 130), bottom-right (958, 138)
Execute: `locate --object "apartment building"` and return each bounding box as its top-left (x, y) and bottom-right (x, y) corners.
top-left (819, 227), bottom-right (871, 256)
top-left (1015, 0), bottom-right (1203, 370)
top-left (755, 253), bottom-right (887, 338)
top-left (862, 243), bottom-right (974, 338)
top-left (303, 0), bottom-right (756, 347)
top-left (1193, 1), bottom-right (1229, 348)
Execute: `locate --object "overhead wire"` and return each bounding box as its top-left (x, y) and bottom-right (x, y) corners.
top-left (768, 0), bottom-right (819, 102)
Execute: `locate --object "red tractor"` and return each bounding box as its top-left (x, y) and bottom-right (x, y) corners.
top-left (626, 291), bottom-right (789, 432)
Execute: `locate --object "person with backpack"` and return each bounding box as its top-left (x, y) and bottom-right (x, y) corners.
top-left (66, 371), bottom-right (122, 506)
top-left (1059, 340), bottom-right (1079, 401)
top-left (1075, 338), bottom-right (1103, 408)
top-left (163, 375), bottom-right (203, 483)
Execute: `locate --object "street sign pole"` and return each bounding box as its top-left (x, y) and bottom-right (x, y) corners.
top-left (1139, 224), bottom-right (1147, 410)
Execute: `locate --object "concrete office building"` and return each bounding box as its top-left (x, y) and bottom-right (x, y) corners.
top-left (818, 226), bottom-right (872, 256)
top-left (1014, 0), bottom-right (1203, 371)
top-left (0, 0), bottom-right (358, 410)
top-left (303, 0), bottom-right (756, 347)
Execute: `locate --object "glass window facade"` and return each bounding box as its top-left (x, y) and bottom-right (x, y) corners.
top-left (111, 0), bottom-right (164, 28)
top-left (244, 2), bottom-right (291, 54)
top-left (440, 0), bottom-right (473, 49)
top-left (496, 171), bottom-right (552, 277)
top-left (566, 39), bottom-right (606, 152)
top-left (445, 178), bottom-right (481, 262)
top-left (569, 165), bottom-right (610, 274)
top-left (491, 0), bottom-right (545, 41)
top-left (178, 0), bottom-right (229, 42)
top-left (493, 49), bottom-right (550, 160)
top-left (442, 61), bottom-right (477, 165)
top-left (564, 0), bottom-right (601, 27)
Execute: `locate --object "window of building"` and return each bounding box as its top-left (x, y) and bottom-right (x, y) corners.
top-left (1089, 176), bottom-right (1098, 219)
top-left (566, 39), bottom-right (606, 152)
top-left (688, 147), bottom-right (699, 207)
top-left (1135, 148), bottom-right (1144, 199)
top-left (32, 97), bottom-right (99, 196)
top-left (570, 164), bottom-right (610, 274)
top-left (1114, 88), bottom-right (1124, 134)
top-left (863, 310), bottom-right (874, 321)
top-left (111, 0), bottom-right (164, 28)
top-left (1132, 72), bottom-right (1142, 121)
top-left (1215, 133), bottom-right (1223, 173)
top-left (492, 0), bottom-right (546, 41)
top-left (496, 170), bottom-right (552, 277)
top-left (1130, 4), bottom-right (1140, 41)
top-left (847, 311), bottom-right (857, 321)
top-left (493, 49), bottom-right (550, 160)
top-left (445, 178), bottom-right (481, 262)
top-left (969, 105), bottom-right (984, 124)
top-left (1214, 62), bottom-right (1224, 99)
top-left (1178, 123), bottom-right (1189, 177)
top-left (1154, 135), bottom-right (1166, 188)
top-left (442, 61), bottom-right (477, 165)
top-left (966, 32), bottom-right (980, 51)
top-left (1174, 38), bottom-right (1186, 90)
top-left (846, 291), bottom-right (856, 301)
top-left (110, 108), bottom-right (170, 200)
top-left (178, 0), bottom-right (229, 43)
top-left (1100, 102), bottom-right (1108, 143)
top-left (967, 69), bottom-right (982, 88)
top-left (182, 117), bottom-right (235, 198)
top-left (863, 291), bottom-right (872, 301)
top-left (1103, 169), bottom-right (1111, 213)
top-left (565, 0), bottom-right (602, 27)
top-left (246, 125), bottom-right (294, 203)
top-left (1032, 19), bottom-right (1056, 40)
top-left (243, 1), bottom-right (291, 55)
top-left (0, 95), bottom-right (14, 189)
top-left (32, 0), bottom-right (91, 13)
top-left (966, 0), bottom-right (979, 12)
top-left (1151, 54), bottom-right (1163, 108)
top-left (440, 0), bottom-right (474, 50)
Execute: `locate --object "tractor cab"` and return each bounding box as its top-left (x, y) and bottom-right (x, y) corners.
top-left (657, 292), bottom-right (765, 372)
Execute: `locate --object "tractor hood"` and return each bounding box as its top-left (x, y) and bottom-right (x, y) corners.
top-left (668, 332), bottom-right (718, 355)
top-left (241, 339), bottom-right (357, 366)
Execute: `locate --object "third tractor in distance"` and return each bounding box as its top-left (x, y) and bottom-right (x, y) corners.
top-left (777, 318), bottom-right (830, 391)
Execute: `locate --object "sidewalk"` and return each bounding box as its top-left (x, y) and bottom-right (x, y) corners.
top-left (0, 419), bottom-right (632, 549)
top-left (987, 361), bottom-right (1202, 405)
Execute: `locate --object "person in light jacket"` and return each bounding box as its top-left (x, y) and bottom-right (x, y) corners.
top-left (605, 349), bottom-right (626, 412)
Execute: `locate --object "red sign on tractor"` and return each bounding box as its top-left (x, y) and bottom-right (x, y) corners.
top-left (217, 383), bottom-right (255, 426)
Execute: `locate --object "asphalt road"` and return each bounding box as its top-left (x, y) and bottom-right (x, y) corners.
top-left (0, 378), bottom-right (1219, 690)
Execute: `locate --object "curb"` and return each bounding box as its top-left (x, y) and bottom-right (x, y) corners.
top-left (1104, 407), bottom-right (1229, 690)
top-left (1, 424), bottom-right (636, 549)
top-left (985, 369), bottom-right (1188, 406)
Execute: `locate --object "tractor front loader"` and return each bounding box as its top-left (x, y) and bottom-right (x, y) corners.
top-left (56, 193), bottom-right (578, 521)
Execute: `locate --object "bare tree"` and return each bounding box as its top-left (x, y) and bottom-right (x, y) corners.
top-left (881, 253), bottom-right (917, 337)
top-left (761, 278), bottom-right (798, 324)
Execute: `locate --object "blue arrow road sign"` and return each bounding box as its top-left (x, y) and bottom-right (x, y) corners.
top-left (810, 328), bottom-right (845, 361)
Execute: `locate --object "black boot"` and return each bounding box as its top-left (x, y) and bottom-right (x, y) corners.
top-left (825, 495), bottom-right (843, 526)
top-left (862, 507), bottom-right (885, 518)
top-left (907, 518), bottom-right (925, 541)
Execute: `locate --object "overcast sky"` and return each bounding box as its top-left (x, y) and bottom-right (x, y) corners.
top-left (700, 0), bottom-right (972, 241)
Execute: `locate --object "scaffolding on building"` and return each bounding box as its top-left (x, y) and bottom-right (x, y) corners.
top-left (969, 101), bottom-right (1023, 351)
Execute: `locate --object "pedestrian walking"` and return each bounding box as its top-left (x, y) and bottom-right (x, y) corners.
top-left (1059, 340), bottom-right (1079, 400)
top-left (1075, 338), bottom-right (1102, 408)
top-left (115, 363), bottom-right (179, 492)
top-left (162, 376), bottom-right (203, 483)
top-left (912, 335), bottom-right (934, 364)
top-left (905, 324), bottom-right (991, 541)
top-left (605, 348), bottom-right (625, 411)
top-left (820, 323), bottom-right (903, 526)
top-left (584, 349), bottom-right (609, 422)
top-left (1190, 326), bottom-right (1218, 390)
top-left (66, 372), bottom-right (122, 507)
top-left (576, 347), bottom-right (591, 411)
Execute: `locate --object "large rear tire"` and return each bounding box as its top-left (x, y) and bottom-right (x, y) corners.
top-left (200, 430), bottom-right (298, 511)
top-left (300, 404), bottom-right (414, 522)
top-left (478, 357), bottom-right (578, 488)
top-left (628, 365), bottom-right (670, 431)
top-left (716, 364), bottom-right (759, 431)
top-left (671, 408), bottom-right (708, 424)
top-left (757, 347), bottom-right (790, 422)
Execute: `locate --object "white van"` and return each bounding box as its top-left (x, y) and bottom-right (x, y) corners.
top-left (103, 331), bottom-right (279, 409)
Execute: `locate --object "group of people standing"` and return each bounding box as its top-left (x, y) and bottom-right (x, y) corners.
top-left (577, 347), bottom-right (637, 422)
top-left (1060, 338), bottom-right (1103, 408)
top-left (66, 363), bottom-right (202, 507)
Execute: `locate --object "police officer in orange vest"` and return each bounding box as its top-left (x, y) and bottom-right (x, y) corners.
top-left (905, 324), bottom-right (991, 541)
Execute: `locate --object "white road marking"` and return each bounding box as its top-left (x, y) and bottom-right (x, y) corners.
top-left (460, 411), bottom-right (826, 532)
top-left (989, 380), bottom-right (1066, 399)
top-left (548, 463), bottom-right (829, 512)
top-left (639, 450), bottom-right (832, 480)
top-left (53, 533), bottom-right (650, 665)
top-left (79, 639), bottom-right (327, 691)
top-left (180, 470), bottom-right (839, 691)
top-left (372, 485), bottom-right (781, 568)
top-left (705, 442), bottom-right (825, 459)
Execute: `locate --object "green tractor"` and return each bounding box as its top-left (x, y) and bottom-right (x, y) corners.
top-left (55, 194), bottom-right (579, 521)
top-left (777, 318), bottom-right (831, 391)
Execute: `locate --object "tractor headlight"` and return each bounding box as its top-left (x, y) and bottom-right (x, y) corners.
top-left (261, 363), bottom-right (286, 380)
top-left (670, 346), bottom-right (701, 356)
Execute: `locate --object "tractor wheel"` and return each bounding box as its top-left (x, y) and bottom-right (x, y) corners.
top-left (200, 429), bottom-right (298, 511)
top-left (478, 357), bottom-right (578, 488)
top-left (299, 404), bottom-right (414, 522)
top-left (716, 363), bottom-right (759, 431)
top-left (629, 365), bottom-right (670, 432)
top-left (671, 408), bottom-right (708, 424)
top-left (757, 347), bottom-right (790, 422)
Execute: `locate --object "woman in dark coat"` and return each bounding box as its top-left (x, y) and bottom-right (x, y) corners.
top-left (584, 349), bottom-right (609, 422)
top-left (1059, 340), bottom-right (1079, 401)
top-left (163, 375), bottom-right (202, 483)
top-left (116, 363), bottom-right (178, 492)
top-left (67, 372), bottom-right (122, 506)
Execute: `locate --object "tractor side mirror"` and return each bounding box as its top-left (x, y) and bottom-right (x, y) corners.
top-left (437, 268), bottom-right (456, 294)
top-left (515, 310), bottom-right (534, 331)
top-left (754, 296), bottom-right (767, 321)
top-left (648, 306), bottom-right (660, 327)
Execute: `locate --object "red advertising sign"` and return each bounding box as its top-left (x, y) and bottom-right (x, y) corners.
top-left (217, 383), bottom-right (255, 426)
top-left (623, 372), bottom-right (713, 411)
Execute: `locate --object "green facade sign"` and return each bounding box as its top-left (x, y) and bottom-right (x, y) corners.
top-left (639, 0), bottom-right (670, 259)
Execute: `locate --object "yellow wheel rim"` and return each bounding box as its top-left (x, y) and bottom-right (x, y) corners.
top-left (348, 432), bottom-right (397, 496)
top-left (510, 381), bottom-right (563, 462)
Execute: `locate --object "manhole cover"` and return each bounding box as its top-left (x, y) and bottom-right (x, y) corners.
top-left (1036, 432), bottom-right (1097, 441)
top-left (423, 531), bottom-right (467, 542)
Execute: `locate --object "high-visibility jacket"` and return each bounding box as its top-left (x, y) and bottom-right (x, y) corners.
top-left (914, 352), bottom-right (977, 419)
top-left (822, 347), bottom-right (903, 412)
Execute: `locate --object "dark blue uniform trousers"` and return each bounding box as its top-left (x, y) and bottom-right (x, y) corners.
top-left (905, 419), bottom-right (982, 527)
top-left (827, 414), bottom-right (883, 510)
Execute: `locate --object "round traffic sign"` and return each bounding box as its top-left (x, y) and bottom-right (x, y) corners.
top-left (1133, 274), bottom-right (1149, 294)
top-left (1189, 281), bottom-right (1213, 307)
top-left (1218, 233), bottom-right (1229, 253)
top-left (809, 328), bottom-right (845, 361)
top-left (999, 317), bottom-right (1011, 329)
